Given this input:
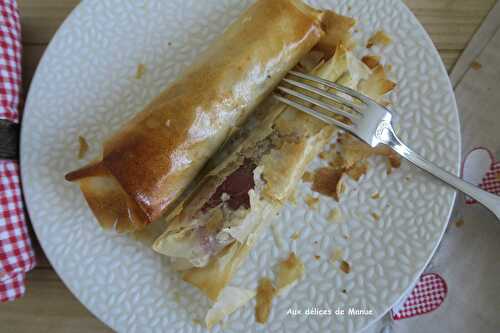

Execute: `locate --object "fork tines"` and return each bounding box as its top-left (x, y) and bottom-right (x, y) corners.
top-left (274, 71), bottom-right (367, 132)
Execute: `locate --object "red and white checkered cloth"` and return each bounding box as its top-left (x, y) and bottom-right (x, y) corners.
top-left (0, 0), bottom-right (36, 302)
top-left (392, 273), bottom-right (448, 320)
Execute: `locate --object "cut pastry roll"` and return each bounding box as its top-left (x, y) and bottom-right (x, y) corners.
top-left (153, 43), bottom-right (374, 289)
top-left (153, 13), bottom-right (396, 329)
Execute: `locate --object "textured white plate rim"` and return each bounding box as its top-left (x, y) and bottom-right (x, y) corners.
top-left (365, 2), bottom-right (461, 327)
top-left (18, 0), bottom-right (106, 325)
top-left (19, 0), bottom-right (461, 332)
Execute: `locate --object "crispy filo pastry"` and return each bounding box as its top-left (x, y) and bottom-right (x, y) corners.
top-left (65, 0), bottom-right (326, 233)
top-left (153, 43), bottom-right (396, 309)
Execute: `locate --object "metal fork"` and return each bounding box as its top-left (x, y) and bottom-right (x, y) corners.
top-left (274, 70), bottom-right (500, 220)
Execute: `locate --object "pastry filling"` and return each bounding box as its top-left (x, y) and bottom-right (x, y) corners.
top-left (202, 159), bottom-right (257, 212)
top-left (187, 132), bottom-right (284, 264)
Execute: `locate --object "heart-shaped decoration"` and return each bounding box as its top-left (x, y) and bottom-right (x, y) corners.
top-left (462, 147), bottom-right (500, 204)
top-left (391, 273), bottom-right (447, 320)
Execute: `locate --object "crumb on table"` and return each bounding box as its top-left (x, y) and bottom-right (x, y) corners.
top-left (470, 61), bottom-right (482, 70)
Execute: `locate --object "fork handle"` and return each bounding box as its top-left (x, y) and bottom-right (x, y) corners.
top-left (380, 124), bottom-right (500, 220)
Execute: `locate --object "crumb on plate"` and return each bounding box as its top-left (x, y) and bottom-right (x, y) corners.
top-left (327, 208), bottom-right (343, 223)
top-left (312, 167), bottom-right (344, 201)
top-left (305, 195), bottom-right (320, 208)
top-left (338, 133), bottom-right (400, 171)
top-left (78, 136), bottom-right (89, 159)
top-left (329, 152), bottom-right (346, 170)
top-left (367, 30), bottom-right (392, 48)
top-left (315, 12), bottom-right (357, 56)
top-left (340, 260), bottom-right (351, 274)
top-left (255, 253), bottom-right (305, 324)
top-left (361, 55), bottom-right (381, 69)
top-left (135, 63), bottom-right (146, 79)
top-left (290, 232), bottom-right (300, 241)
top-left (255, 278), bottom-right (276, 324)
top-left (319, 149), bottom-right (338, 161)
top-left (192, 319), bottom-right (203, 326)
top-left (330, 248), bottom-right (343, 263)
top-left (275, 252), bottom-right (305, 290)
top-left (358, 65), bottom-right (397, 103)
top-left (302, 171), bottom-right (313, 183)
top-left (346, 160), bottom-right (369, 181)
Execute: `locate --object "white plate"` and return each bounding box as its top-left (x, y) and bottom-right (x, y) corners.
top-left (21, 0), bottom-right (460, 332)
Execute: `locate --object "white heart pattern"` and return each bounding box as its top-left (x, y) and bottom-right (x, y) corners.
top-left (462, 147), bottom-right (500, 204)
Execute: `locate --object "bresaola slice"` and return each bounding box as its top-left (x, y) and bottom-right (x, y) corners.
top-left (202, 160), bottom-right (257, 212)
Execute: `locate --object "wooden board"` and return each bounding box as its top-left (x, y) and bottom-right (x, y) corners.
top-left (5, 0), bottom-right (496, 331)
top-left (18, 0), bottom-right (497, 94)
top-left (1, 269), bottom-right (110, 332)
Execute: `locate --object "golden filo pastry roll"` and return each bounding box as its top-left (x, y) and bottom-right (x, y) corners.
top-left (152, 45), bottom-right (351, 299)
top-left (153, 42), bottom-right (397, 307)
top-left (65, 0), bottom-right (326, 233)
